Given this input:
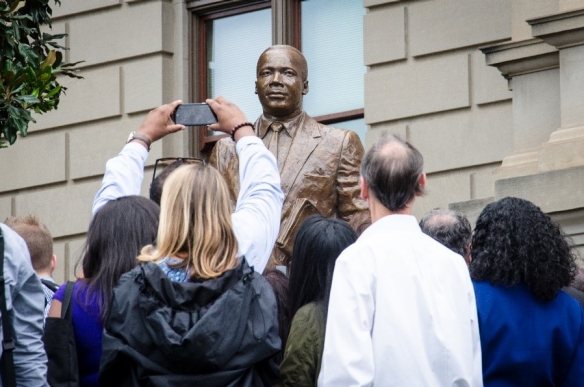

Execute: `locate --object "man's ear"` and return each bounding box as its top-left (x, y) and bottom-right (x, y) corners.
top-left (50, 254), bottom-right (57, 273)
top-left (302, 80), bottom-right (309, 95)
top-left (417, 173), bottom-right (427, 196)
top-left (360, 176), bottom-right (369, 200)
top-left (255, 81), bottom-right (258, 95)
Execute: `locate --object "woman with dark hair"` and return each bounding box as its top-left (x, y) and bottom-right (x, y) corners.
top-left (48, 195), bottom-right (159, 386)
top-left (470, 197), bottom-right (584, 386)
top-left (263, 268), bottom-right (291, 364)
top-left (277, 215), bottom-right (357, 387)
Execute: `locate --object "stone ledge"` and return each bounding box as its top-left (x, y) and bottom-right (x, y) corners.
top-left (529, 8), bottom-right (584, 48)
top-left (495, 165), bottom-right (584, 213)
top-left (481, 38), bottom-right (558, 79)
top-left (449, 197), bottom-right (494, 228)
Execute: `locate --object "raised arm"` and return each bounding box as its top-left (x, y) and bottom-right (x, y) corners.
top-left (92, 101), bottom-right (185, 215)
top-left (207, 97), bottom-right (283, 273)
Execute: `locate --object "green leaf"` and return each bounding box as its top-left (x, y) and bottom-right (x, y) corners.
top-left (44, 83), bottom-right (60, 97)
top-left (8, 1), bottom-right (25, 14)
top-left (15, 94), bottom-right (39, 104)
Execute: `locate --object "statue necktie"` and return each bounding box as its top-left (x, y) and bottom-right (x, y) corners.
top-left (268, 122), bottom-right (284, 168)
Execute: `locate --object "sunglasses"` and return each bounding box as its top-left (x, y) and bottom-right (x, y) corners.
top-left (151, 157), bottom-right (205, 185)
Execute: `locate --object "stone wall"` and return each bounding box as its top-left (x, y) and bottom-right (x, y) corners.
top-left (362, 0), bottom-right (515, 220)
top-left (0, 0), bottom-right (189, 282)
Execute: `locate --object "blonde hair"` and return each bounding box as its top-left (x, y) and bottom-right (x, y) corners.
top-left (138, 164), bottom-right (239, 279)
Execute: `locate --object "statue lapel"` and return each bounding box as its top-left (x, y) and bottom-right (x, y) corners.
top-left (280, 120), bottom-right (321, 200)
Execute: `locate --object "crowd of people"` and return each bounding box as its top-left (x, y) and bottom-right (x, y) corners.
top-left (0, 43), bottom-right (583, 386)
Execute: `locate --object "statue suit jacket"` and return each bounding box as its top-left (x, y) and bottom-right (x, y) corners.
top-left (210, 112), bottom-right (368, 268)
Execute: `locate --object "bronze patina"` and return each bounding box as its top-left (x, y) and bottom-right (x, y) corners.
top-left (210, 45), bottom-right (369, 269)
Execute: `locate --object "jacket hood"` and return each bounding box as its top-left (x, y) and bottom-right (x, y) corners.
top-left (100, 259), bottom-right (280, 384)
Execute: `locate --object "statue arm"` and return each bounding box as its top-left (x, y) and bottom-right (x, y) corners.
top-left (336, 130), bottom-right (368, 221)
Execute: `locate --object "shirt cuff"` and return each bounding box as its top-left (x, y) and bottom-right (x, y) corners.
top-left (235, 136), bottom-right (263, 155)
top-left (123, 141), bottom-right (149, 163)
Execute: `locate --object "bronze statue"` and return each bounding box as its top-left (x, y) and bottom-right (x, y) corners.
top-left (210, 45), bottom-right (368, 268)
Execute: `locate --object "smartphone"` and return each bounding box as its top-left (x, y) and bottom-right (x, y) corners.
top-left (174, 103), bottom-right (218, 126)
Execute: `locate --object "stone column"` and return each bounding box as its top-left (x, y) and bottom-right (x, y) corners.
top-left (529, 9), bottom-right (584, 172)
top-left (480, 39), bottom-right (560, 180)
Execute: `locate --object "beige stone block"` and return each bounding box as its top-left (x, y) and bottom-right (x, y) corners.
top-left (512, 69), bottom-right (560, 152)
top-left (0, 132), bottom-right (66, 193)
top-left (52, 0), bottom-right (120, 18)
top-left (68, 115), bottom-right (163, 180)
top-left (124, 56), bottom-right (173, 114)
top-left (550, 208), bottom-right (584, 247)
top-left (409, 103), bottom-right (512, 174)
top-left (495, 165), bottom-right (584, 213)
top-left (364, 0), bottom-right (404, 6)
top-left (29, 66), bottom-right (121, 132)
top-left (511, 0), bottom-right (558, 41)
top-left (364, 124), bottom-right (407, 149)
top-left (559, 0), bottom-right (584, 12)
top-left (472, 51), bottom-right (512, 105)
top-left (493, 151), bottom-right (539, 181)
top-left (68, 237), bottom-right (87, 280)
top-left (365, 55), bottom-right (469, 124)
top-left (412, 170), bottom-right (471, 220)
top-left (364, 7), bottom-right (405, 65)
top-left (14, 180), bottom-right (102, 239)
top-left (560, 46), bottom-right (584, 129)
top-left (409, 0), bottom-right (511, 57)
top-left (471, 166), bottom-right (497, 200)
top-left (52, 241), bottom-right (66, 285)
top-left (449, 197), bottom-right (495, 228)
top-left (68, 2), bottom-right (173, 66)
top-left (0, 196), bottom-right (12, 219)
top-left (538, 126), bottom-right (584, 172)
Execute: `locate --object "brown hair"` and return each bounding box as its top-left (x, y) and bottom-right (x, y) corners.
top-left (5, 215), bottom-right (53, 272)
top-left (361, 134), bottom-right (425, 212)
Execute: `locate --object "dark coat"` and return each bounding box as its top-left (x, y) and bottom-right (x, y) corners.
top-left (99, 260), bottom-right (281, 387)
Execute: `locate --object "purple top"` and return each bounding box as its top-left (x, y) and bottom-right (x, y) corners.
top-left (54, 281), bottom-right (103, 387)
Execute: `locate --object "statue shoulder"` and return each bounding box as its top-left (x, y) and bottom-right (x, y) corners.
top-left (209, 136), bottom-right (237, 169)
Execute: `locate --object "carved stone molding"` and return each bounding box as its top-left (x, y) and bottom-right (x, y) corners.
top-left (481, 38), bottom-right (558, 80)
top-left (529, 8), bottom-right (584, 49)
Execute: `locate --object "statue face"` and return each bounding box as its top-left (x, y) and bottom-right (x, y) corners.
top-left (255, 47), bottom-right (308, 120)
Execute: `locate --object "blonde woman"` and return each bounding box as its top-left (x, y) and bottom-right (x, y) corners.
top-left (98, 98), bottom-right (284, 386)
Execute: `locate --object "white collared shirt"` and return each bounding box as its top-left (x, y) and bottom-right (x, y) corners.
top-left (318, 214), bottom-right (483, 386)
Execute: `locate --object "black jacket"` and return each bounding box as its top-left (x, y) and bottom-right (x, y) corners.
top-left (99, 260), bottom-right (281, 386)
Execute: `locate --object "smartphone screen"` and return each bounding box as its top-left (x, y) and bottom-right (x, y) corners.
top-left (174, 103), bottom-right (218, 126)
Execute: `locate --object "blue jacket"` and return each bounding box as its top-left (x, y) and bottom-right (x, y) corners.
top-left (474, 281), bottom-right (584, 386)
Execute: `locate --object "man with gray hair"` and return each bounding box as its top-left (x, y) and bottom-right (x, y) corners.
top-left (319, 134), bottom-right (482, 386)
top-left (419, 208), bottom-right (472, 265)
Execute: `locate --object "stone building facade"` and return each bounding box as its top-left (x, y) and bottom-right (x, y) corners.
top-left (1, 0), bottom-right (583, 282)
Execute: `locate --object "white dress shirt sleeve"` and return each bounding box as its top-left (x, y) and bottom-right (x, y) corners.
top-left (92, 142), bottom-right (149, 215)
top-left (231, 136), bottom-right (283, 274)
top-left (318, 247), bottom-right (376, 387)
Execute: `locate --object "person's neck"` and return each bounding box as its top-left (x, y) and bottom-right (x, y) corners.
top-left (263, 109), bottom-right (303, 123)
top-left (36, 271), bottom-right (53, 279)
top-left (368, 196), bottom-right (413, 223)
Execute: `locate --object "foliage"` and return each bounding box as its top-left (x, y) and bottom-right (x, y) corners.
top-left (0, 0), bottom-right (82, 148)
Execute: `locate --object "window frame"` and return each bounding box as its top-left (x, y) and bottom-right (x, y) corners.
top-left (187, 0), bottom-right (364, 156)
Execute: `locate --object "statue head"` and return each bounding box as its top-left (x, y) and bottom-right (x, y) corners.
top-left (255, 45), bottom-right (309, 121)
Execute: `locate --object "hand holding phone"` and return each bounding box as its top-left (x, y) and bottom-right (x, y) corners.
top-left (173, 103), bottom-right (218, 126)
